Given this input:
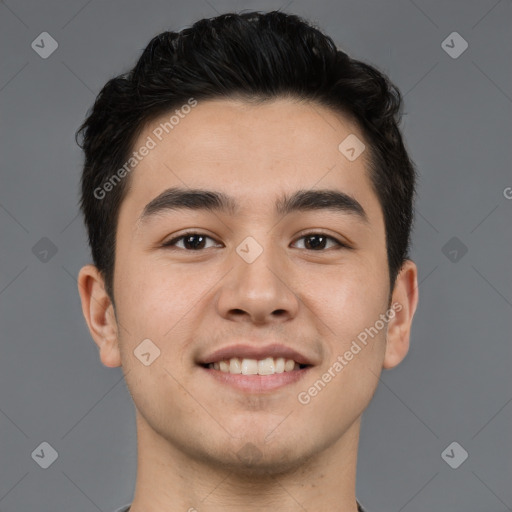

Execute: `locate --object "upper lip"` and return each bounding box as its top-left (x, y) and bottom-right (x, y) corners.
top-left (198, 343), bottom-right (315, 366)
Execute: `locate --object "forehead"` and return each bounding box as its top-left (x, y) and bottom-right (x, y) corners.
top-left (119, 98), bottom-right (381, 226)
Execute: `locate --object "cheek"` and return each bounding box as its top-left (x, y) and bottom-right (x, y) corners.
top-left (115, 257), bottom-right (168, 336)
top-left (302, 258), bottom-right (389, 323)
top-left (300, 260), bottom-right (389, 372)
top-left (118, 257), bottom-right (221, 344)
top-left (343, 275), bottom-right (389, 355)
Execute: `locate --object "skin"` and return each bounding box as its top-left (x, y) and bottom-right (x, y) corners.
top-left (78, 98), bottom-right (418, 512)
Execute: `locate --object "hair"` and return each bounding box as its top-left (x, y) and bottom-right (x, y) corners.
top-left (76, 10), bottom-right (417, 306)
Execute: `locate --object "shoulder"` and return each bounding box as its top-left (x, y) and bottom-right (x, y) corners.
top-left (111, 505), bottom-right (131, 512)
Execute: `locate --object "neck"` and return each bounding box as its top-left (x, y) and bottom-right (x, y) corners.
top-left (128, 412), bottom-right (361, 512)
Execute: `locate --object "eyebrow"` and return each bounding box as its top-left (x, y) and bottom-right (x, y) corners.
top-left (137, 186), bottom-right (369, 226)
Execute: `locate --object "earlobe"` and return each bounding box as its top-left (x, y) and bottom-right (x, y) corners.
top-left (77, 264), bottom-right (122, 368)
top-left (383, 259), bottom-right (419, 370)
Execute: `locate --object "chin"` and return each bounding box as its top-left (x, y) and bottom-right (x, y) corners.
top-left (197, 437), bottom-right (317, 478)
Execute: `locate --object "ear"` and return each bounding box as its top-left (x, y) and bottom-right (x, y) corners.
top-left (77, 264), bottom-right (122, 368)
top-left (383, 259), bottom-right (419, 370)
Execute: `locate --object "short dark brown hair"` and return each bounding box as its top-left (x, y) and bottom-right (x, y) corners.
top-left (76, 10), bottom-right (417, 303)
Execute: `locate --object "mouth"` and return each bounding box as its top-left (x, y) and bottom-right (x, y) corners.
top-left (197, 344), bottom-right (315, 393)
top-left (200, 357), bottom-right (310, 375)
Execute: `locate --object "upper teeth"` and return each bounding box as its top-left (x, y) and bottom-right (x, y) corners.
top-left (208, 357), bottom-right (300, 375)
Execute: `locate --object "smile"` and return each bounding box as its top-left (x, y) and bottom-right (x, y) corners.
top-left (197, 343), bottom-right (316, 392)
top-left (205, 356), bottom-right (308, 375)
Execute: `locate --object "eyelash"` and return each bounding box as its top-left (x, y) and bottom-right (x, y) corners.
top-left (161, 231), bottom-right (350, 251)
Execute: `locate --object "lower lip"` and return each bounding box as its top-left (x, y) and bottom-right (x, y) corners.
top-left (200, 366), bottom-right (312, 393)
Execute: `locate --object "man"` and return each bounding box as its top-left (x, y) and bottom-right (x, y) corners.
top-left (76, 10), bottom-right (419, 512)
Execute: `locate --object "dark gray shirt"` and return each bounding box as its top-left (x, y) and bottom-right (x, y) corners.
top-left (112, 500), bottom-right (367, 511)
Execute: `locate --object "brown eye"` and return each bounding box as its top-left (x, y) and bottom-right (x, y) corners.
top-left (162, 232), bottom-right (220, 251)
top-left (292, 233), bottom-right (347, 251)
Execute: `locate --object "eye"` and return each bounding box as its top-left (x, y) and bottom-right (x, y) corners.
top-left (291, 232), bottom-right (348, 251)
top-left (161, 231), bottom-right (349, 252)
top-left (162, 232), bottom-right (221, 251)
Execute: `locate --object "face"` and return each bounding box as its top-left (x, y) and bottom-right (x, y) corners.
top-left (79, 97), bottom-right (418, 475)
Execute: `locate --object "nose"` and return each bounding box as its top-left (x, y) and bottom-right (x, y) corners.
top-left (216, 241), bottom-right (300, 325)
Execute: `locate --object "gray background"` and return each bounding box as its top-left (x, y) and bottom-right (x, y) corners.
top-left (1, 0), bottom-right (511, 511)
